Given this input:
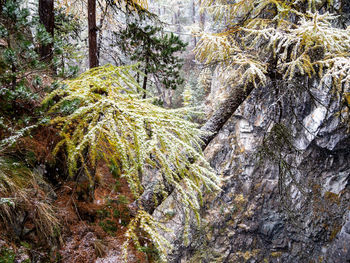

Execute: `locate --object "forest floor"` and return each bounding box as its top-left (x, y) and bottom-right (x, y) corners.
top-left (0, 162), bottom-right (148, 262)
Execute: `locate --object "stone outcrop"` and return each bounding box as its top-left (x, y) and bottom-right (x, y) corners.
top-left (161, 77), bottom-right (350, 262)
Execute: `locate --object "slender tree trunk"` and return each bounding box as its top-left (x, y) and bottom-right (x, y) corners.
top-left (153, 75), bottom-right (165, 103)
top-left (88, 0), bottom-right (98, 68)
top-left (142, 73), bottom-right (148, 99)
top-left (199, 0), bottom-right (205, 29)
top-left (142, 56), bottom-right (149, 98)
top-left (39, 0), bottom-right (54, 63)
top-left (177, 9), bottom-right (181, 32)
top-left (192, 0), bottom-right (197, 46)
top-left (174, 12), bottom-right (178, 26)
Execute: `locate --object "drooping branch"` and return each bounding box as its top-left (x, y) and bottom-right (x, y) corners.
top-left (130, 83), bottom-right (255, 215)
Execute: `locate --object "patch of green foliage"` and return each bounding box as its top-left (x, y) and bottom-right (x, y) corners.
top-left (118, 22), bottom-right (187, 97)
top-left (0, 0), bottom-right (50, 116)
top-left (197, 0), bottom-right (350, 95)
top-left (99, 220), bottom-right (118, 235)
top-left (138, 245), bottom-right (161, 262)
top-left (0, 248), bottom-right (15, 263)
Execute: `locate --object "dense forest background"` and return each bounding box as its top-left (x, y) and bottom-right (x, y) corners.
top-left (1, 0), bottom-right (350, 262)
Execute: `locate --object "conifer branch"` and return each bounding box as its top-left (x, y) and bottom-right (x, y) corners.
top-left (44, 64), bottom-right (220, 260)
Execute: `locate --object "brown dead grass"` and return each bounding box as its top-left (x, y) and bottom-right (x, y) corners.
top-left (17, 126), bottom-right (62, 164)
top-left (0, 159), bottom-right (60, 247)
top-left (55, 162), bottom-right (147, 263)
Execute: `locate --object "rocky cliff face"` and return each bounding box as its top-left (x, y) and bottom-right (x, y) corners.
top-left (162, 75), bottom-right (350, 262)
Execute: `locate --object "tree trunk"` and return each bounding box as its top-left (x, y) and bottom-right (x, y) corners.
top-left (129, 83), bottom-right (254, 215)
top-left (88, 0), bottom-right (98, 68)
top-left (200, 83), bottom-right (254, 148)
top-left (142, 73), bottom-right (148, 99)
top-left (153, 75), bottom-right (166, 104)
top-left (199, 0), bottom-right (205, 29)
top-left (177, 9), bottom-right (181, 32)
top-left (39, 0), bottom-right (54, 63)
top-left (192, 0), bottom-right (197, 46)
top-left (142, 57), bottom-right (149, 99)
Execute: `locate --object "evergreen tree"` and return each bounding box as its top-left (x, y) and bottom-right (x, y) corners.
top-left (53, 7), bottom-right (82, 78)
top-left (0, 0), bottom-right (52, 118)
top-left (118, 22), bottom-right (187, 100)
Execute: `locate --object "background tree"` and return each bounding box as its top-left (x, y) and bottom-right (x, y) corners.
top-left (53, 7), bottom-right (83, 78)
top-left (39, 0), bottom-right (54, 63)
top-left (118, 22), bottom-right (187, 102)
top-left (88, 0), bottom-right (98, 68)
top-left (0, 0), bottom-right (51, 119)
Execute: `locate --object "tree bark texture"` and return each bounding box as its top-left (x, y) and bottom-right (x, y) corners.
top-left (192, 0), bottom-right (197, 46)
top-left (142, 57), bottom-right (149, 99)
top-left (97, 3), bottom-right (109, 61)
top-left (39, 0), bottom-right (54, 63)
top-left (200, 83), bottom-right (254, 148)
top-left (88, 0), bottom-right (98, 68)
top-left (199, 0), bottom-right (205, 29)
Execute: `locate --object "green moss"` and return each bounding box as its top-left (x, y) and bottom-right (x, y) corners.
top-left (117, 195), bottom-right (129, 205)
top-left (0, 248), bottom-right (15, 263)
top-left (120, 219), bottom-right (129, 227)
top-left (329, 225), bottom-right (342, 241)
top-left (324, 192), bottom-right (340, 205)
top-left (235, 249), bottom-right (260, 261)
top-left (97, 209), bottom-right (110, 219)
top-left (19, 242), bottom-right (31, 249)
top-left (138, 246), bottom-right (160, 261)
top-left (164, 210), bottom-right (176, 221)
top-left (99, 220), bottom-right (118, 234)
top-left (113, 209), bottom-right (120, 218)
top-left (271, 251), bottom-right (283, 257)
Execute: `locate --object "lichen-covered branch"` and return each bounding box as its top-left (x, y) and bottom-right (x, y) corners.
top-left (130, 82), bottom-right (254, 215)
top-left (200, 83), bottom-right (254, 148)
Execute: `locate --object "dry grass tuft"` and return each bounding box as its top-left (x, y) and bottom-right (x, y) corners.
top-left (0, 156), bottom-right (59, 243)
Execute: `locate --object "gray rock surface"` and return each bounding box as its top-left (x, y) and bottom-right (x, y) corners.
top-left (161, 77), bottom-right (350, 262)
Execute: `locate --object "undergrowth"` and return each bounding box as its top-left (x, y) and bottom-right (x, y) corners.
top-left (43, 64), bottom-right (221, 261)
top-left (0, 156), bottom-right (59, 243)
